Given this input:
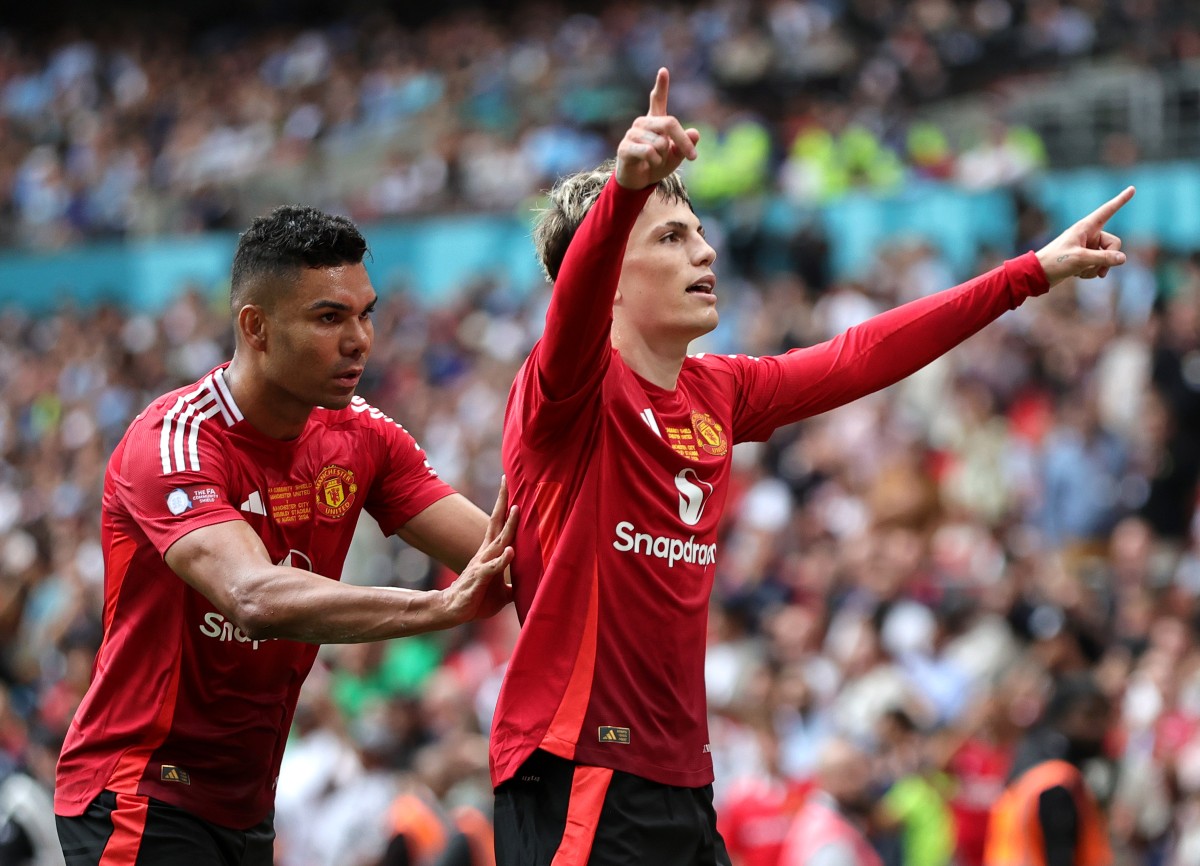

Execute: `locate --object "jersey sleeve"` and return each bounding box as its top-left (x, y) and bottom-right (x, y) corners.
top-left (723, 252), bottom-right (1049, 443)
top-left (361, 413), bottom-right (456, 537)
top-left (111, 409), bottom-right (244, 557)
top-left (523, 176), bottom-right (655, 439)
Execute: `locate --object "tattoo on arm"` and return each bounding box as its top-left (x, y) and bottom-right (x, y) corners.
top-left (1057, 255), bottom-right (1070, 262)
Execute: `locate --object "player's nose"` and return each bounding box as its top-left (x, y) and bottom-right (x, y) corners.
top-left (692, 236), bottom-right (716, 268)
top-left (343, 316), bottom-right (372, 356)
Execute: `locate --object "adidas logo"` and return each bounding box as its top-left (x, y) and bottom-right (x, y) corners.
top-left (598, 726), bottom-right (630, 744)
top-left (160, 764), bottom-right (191, 785)
top-left (240, 491), bottom-right (266, 516)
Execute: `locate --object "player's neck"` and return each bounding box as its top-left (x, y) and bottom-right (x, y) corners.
top-left (224, 356), bottom-right (312, 440)
top-left (612, 328), bottom-right (687, 390)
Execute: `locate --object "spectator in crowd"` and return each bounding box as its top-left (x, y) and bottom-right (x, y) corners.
top-left (3, 0), bottom-right (1190, 248)
top-left (0, 725), bottom-right (63, 866)
top-left (876, 709), bottom-right (955, 866)
top-left (942, 684), bottom-right (1023, 866)
top-left (984, 675), bottom-right (1114, 866)
top-left (779, 738), bottom-right (881, 866)
top-left (717, 719), bottom-right (812, 866)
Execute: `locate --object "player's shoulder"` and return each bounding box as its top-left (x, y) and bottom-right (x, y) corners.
top-left (118, 368), bottom-right (241, 475)
top-left (318, 396), bottom-right (415, 439)
top-left (684, 351), bottom-right (766, 366)
top-left (682, 351), bottom-right (765, 379)
top-left (131, 367), bottom-right (241, 435)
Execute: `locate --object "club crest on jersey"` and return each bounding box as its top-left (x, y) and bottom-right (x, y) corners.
top-left (691, 412), bottom-right (728, 457)
top-left (314, 465), bottom-right (357, 519)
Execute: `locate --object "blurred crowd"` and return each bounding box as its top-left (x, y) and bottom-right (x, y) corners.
top-left (4, 1), bottom-right (1200, 864)
top-left (1, 196), bottom-right (1199, 863)
top-left (3, 0), bottom-right (1200, 248)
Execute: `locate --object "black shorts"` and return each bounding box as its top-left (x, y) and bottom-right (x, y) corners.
top-left (55, 791), bottom-right (274, 866)
top-left (494, 750), bottom-right (731, 866)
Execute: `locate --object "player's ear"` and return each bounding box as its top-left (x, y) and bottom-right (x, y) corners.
top-left (237, 304), bottom-right (269, 352)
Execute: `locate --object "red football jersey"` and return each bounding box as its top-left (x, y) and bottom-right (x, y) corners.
top-left (719, 776), bottom-right (813, 866)
top-left (55, 365), bottom-right (453, 828)
top-left (948, 738), bottom-right (1012, 866)
top-left (490, 177), bottom-right (1049, 788)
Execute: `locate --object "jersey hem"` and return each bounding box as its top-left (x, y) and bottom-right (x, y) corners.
top-left (491, 737), bottom-right (715, 790)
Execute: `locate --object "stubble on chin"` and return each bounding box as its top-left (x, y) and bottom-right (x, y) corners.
top-left (316, 393), bottom-right (357, 410)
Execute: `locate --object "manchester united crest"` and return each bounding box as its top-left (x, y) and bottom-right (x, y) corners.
top-left (314, 465), bottom-right (357, 519)
top-left (691, 412), bottom-right (728, 457)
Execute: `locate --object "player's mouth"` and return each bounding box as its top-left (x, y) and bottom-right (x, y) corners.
top-left (685, 275), bottom-right (717, 298)
top-left (334, 368), bottom-right (363, 388)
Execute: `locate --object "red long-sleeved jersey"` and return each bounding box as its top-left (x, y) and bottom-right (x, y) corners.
top-left (491, 176), bottom-right (1048, 788)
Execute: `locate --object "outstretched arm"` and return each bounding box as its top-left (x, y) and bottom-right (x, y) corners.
top-left (164, 480), bottom-right (517, 643)
top-left (733, 188), bottom-right (1135, 438)
top-left (537, 68), bottom-right (700, 401)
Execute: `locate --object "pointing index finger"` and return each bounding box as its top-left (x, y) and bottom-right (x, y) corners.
top-left (648, 67), bottom-right (669, 117)
top-left (1082, 186), bottom-right (1135, 229)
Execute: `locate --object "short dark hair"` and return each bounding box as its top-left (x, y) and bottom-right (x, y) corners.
top-left (532, 159), bottom-right (692, 282)
top-left (230, 205), bottom-right (369, 311)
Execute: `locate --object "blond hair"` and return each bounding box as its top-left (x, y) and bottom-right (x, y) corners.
top-left (532, 158), bottom-right (692, 282)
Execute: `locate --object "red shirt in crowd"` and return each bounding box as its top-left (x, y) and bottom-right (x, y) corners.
top-left (719, 775), bottom-right (813, 866)
top-left (948, 737), bottom-right (1013, 866)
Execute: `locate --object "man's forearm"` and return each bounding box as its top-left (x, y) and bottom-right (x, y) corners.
top-left (225, 565), bottom-right (459, 644)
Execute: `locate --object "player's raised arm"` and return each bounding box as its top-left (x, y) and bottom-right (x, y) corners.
top-left (614, 68), bottom-right (699, 191)
top-left (534, 68), bottom-right (700, 402)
